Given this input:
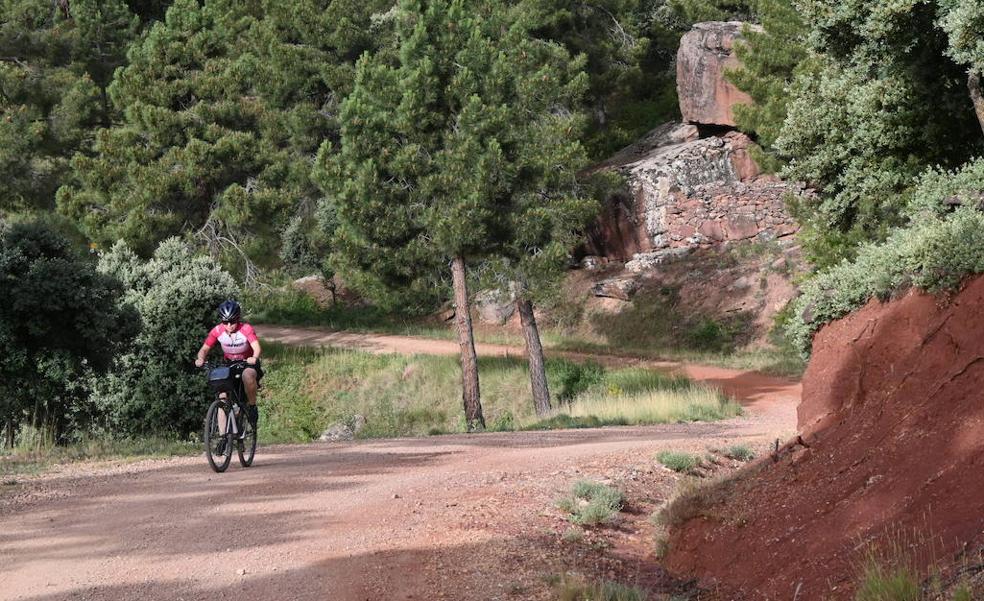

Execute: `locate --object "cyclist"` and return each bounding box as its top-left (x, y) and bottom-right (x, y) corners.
top-left (194, 300), bottom-right (262, 430)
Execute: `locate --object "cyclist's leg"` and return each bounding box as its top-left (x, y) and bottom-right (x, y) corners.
top-left (217, 392), bottom-right (229, 435)
top-left (242, 366), bottom-right (260, 427)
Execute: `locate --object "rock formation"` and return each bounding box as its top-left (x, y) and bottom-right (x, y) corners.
top-left (566, 21), bottom-right (806, 342)
top-left (677, 21), bottom-right (757, 127)
top-left (585, 122), bottom-right (801, 262)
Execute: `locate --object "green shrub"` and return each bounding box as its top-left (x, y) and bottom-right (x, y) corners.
top-left (557, 480), bottom-right (625, 526)
top-left (725, 445), bottom-right (755, 462)
top-left (547, 360), bottom-right (605, 403)
top-left (0, 219), bottom-right (136, 442)
top-left (92, 239), bottom-right (237, 436)
top-left (789, 208), bottom-right (984, 355)
top-left (656, 451), bottom-right (702, 474)
top-left (490, 410), bottom-right (515, 432)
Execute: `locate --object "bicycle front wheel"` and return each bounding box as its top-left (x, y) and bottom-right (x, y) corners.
top-left (204, 399), bottom-right (232, 473)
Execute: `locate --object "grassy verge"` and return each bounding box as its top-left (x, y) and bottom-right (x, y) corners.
top-left (259, 343), bottom-right (740, 441)
top-left (1, 435), bottom-right (200, 477)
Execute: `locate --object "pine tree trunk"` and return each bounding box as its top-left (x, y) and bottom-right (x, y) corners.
top-left (450, 255), bottom-right (484, 431)
top-left (3, 419), bottom-right (13, 449)
top-left (970, 71), bottom-right (984, 136)
top-left (517, 297), bottom-right (551, 416)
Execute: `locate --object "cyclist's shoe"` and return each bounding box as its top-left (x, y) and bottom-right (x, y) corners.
top-left (215, 437), bottom-right (227, 456)
top-left (247, 405), bottom-right (259, 429)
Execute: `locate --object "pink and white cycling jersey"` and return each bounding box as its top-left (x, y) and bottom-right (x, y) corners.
top-left (204, 323), bottom-right (258, 360)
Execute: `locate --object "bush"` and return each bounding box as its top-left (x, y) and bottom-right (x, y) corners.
top-left (0, 219), bottom-right (136, 441)
top-left (92, 238), bottom-right (237, 436)
top-left (557, 480), bottom-right (625, 526)
top-left (547, 360), bottom-right (605, 403)
top-left (657, 451), bottom-right (702, 474)
top-left (725, 445), bottom-right (755, 462)
top-left (789, 207), bottom-right (984, 355)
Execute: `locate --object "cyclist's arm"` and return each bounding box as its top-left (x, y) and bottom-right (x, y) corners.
top-left (242, 324), bottom-right (261, 365)
top-left (195, 343), bottom-right (212, 367)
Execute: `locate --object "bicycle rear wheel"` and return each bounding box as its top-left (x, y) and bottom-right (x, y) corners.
top-left (204, 399), bottom-right (232, 473)
top-left (237, 411), bottom-right (256, 467)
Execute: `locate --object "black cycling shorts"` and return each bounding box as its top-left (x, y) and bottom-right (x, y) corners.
top-left (229, 360), bottom-right (264, 385)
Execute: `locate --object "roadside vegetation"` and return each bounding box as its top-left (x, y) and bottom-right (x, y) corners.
top-left (2, 342), bottom-right (739, 474)
top-left (557, 480), bottom-right (626, 526)
top-left (248, 282), bottom-right (806, 378)
top-left (258, 344), bottom-right (740, 441)
top-left (550, 574), bottom-right (649, 601)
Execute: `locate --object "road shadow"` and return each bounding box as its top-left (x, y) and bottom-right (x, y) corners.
top-left (12, 531), bottom-right (689, 601)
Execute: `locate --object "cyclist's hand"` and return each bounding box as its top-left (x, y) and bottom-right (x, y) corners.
top-left (195, 358), bottom-right (205, 368)
top-left (246, 357), bottom-right (257, 366)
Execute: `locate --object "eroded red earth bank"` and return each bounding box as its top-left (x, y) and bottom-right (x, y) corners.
top-left (666, 276), bottom-right (984, 599)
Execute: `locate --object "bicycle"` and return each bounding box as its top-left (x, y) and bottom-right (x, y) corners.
top-left (202, 361), bottom-right (257, 472)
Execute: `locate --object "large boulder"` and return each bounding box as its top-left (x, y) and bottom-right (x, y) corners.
top-left (677, 21), bottom-right (757, 127)
top-left (474, 286), bottom-right (517, 325)
top-left (585, 122), bottom-right (802, 261)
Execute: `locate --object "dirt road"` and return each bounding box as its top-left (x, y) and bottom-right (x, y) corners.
top-left (0, 328), bottom-right (800, 601)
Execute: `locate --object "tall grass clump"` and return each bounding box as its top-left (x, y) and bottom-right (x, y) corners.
top-left (657, 451), bottom-right (702, 474)
top-left (557, 480), bottom-right (625, 526)
top-left (854, 554), bottom-right (921, 601)
top-left (552, 574), bottom-right (648, 601)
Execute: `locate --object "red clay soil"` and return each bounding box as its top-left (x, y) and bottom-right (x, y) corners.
top-left (665, 275), bottom-right (984, 600)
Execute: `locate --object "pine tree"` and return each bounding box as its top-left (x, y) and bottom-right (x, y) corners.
top-left (57, 0), bottom-right (389, 275)
top-left (524, 0), bottom-right (688, 159)
top-left (725, 0), bottom-right (807, 161)
top-left (937, 0), bottom-right (984, 133)
top-left (322, 0), bottom-right (592, 428)
top-left (0, 0), bottom-right (139, 213)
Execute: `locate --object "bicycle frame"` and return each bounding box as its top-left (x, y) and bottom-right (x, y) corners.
top-left (216, 383), bottom-right (248, 437)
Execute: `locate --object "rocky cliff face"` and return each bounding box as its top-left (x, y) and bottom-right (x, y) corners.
top-left (585, 21), bottom-right (802, 266)
top-left (557, 21), bottom-right (805, 344)
top-left (676, 21), bottom-right (756, 127)
top-left (478, 22), bottom-right (803, 345)
top-left (585, 122), bottom-right (800, 263)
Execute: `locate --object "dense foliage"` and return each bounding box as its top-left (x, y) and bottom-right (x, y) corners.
top-left (526, 0), bottom-right (686, 158)
top-left (92, 238), bottom-right (237, 436)
top-left (56, 0), bottom-right (390, 276)
top-left (0, 0), bottom-right (140, 212)
top-left (0, 218), bottom-right (135, 441)
top-left (320, 0), bottom-right (594, 308)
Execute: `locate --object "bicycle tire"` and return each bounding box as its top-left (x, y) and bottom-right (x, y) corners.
top-left (237, 411), bottom-right (256, 467)
top-left (204, 399), bottom-right (232, 473)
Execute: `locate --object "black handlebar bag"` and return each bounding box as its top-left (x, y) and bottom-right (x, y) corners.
top-left (207, 366), bottom-right (239, 394)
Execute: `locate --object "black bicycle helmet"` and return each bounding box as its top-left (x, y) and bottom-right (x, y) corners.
top-left (218, 300), bottom-right (241, 323)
